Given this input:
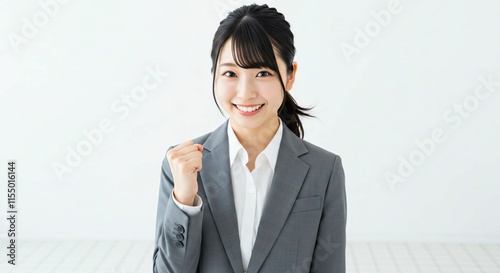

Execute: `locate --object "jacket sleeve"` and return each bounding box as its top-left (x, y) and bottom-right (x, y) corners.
top-left (153, 146), bottom-right (204, 273)
top-left (311, 154), bottom-right (347, 273)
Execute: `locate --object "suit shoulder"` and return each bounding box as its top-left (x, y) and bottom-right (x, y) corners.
top-left (192, 131), bottom-right (212, 145)
top-left (167, 131), bottom-right (212, 149)
top-left (301, 138), bottom-right (341, 161)
top-left (299, 139), bottom-right (344, 180)
top-left (164, 120), bottom-right (228, 155)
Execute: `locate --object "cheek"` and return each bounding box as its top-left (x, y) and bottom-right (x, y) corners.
top-left (215, 82), bottom-right (234, 103)
top-left (259, 83), bottom-right (284, 105)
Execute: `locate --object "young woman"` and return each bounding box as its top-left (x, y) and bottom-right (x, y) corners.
top-left (153, 4), bottom-right (346, 273)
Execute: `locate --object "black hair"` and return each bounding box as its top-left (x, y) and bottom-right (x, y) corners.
top-left (210, 3), bottom-right (315, 138)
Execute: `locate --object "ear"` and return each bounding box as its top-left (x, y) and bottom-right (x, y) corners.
top-left (285, 61), bottom-right (298, 91)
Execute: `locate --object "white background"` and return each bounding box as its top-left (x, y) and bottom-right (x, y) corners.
top-left (1, 0), bottom-right (499, 243)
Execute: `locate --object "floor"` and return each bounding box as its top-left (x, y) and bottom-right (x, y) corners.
top-left (0, 241), bottom-right (498, 272)
top-left (347, 242), bottom-right (500, 273)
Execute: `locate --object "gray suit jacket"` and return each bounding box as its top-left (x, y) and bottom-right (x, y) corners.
top-left (153, 119), bottom-right (347, 273)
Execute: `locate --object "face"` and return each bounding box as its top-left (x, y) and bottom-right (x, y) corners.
top-left (214, 38), bottom-right (297, 137)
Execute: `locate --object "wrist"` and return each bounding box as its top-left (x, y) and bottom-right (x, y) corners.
top-left (173, 189), bottom-right (196, 206)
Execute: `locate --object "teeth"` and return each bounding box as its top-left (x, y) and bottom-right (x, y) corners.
top-left (236, 104), bottom-right (263, 112)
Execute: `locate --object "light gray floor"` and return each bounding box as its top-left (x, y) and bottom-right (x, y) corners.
top-left (0, 241), bottom-right (499, 272)
top-left (347, 242), bottom-right (500, 273)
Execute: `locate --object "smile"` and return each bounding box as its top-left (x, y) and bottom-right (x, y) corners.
top-left (233, 104), bottom-right (265, 112)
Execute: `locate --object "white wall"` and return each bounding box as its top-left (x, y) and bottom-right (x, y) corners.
top-left (1, 0), bottom-right (499, 242)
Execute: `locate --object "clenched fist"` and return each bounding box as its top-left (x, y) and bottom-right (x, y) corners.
top-left (166, 140), bottom-right (203, 206)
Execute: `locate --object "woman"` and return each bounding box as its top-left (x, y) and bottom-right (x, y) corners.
top-left (153, 4), bottom-right (346, 273)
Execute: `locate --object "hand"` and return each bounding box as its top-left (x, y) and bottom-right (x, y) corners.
top-left (166, 140), bottom-right (203, 206)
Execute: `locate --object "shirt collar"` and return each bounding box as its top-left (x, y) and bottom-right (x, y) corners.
top-left (227, 117), bottom-right (283, 173)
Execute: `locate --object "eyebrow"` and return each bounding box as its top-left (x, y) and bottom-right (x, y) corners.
top-left (219, 62), bottom-right (238, 67)
top-left (218, 63), bottom-right (272, 70)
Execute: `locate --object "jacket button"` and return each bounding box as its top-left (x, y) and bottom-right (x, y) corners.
top-left (176, 233), bottom-right (184, 241)
top-left (175, 241), bottom-right (184, 248)
top-left (176, 225), bottom-right (185, 233)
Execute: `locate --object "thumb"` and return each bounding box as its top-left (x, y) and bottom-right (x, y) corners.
top-left (196, 144), bottom-right (203, 151)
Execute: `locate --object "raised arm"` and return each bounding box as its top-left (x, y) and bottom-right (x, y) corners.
top-left (153, 142), bottom-right (204, 273)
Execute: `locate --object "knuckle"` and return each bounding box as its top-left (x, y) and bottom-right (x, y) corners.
top-left (167, 150), bottom-right (177, 158)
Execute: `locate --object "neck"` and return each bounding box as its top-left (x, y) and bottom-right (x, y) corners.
top-left (231, 118), bottom-right (280, 156)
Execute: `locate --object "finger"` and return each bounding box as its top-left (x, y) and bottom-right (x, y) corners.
top-left (178, 144), bottom-right (202, 155)
top-left (196, 144), bottom-right (204, 152)
top-left (174, 140), bottom-right (194, 150)
top-left (180, 151), bottom-right (203, 162)
top-left (170, 144), bottom-right (197, 157)
top-left (184, 157), bottom-right (202, 173)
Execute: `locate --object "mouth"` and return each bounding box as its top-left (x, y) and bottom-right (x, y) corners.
top-left (233, 103), bottom-right (265, 113)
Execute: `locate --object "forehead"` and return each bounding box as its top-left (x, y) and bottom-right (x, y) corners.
top-left (218, 39), bottom-right (234, 63)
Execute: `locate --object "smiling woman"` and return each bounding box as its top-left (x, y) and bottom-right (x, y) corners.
top-left (214, 37), bottom-right (289, 143)
top-left (153, 4), bottom-right (347, 273)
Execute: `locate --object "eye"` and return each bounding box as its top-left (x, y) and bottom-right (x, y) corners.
top-left (257, 71), bottom-right (272, 77)
top-left (222, 71), bottom-right (236, 77)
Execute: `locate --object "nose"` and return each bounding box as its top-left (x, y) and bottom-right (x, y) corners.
top-left (236, 76), bottom-right (257, 100)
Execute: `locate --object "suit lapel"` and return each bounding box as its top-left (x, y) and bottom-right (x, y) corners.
top-left (199, 119), bottom-right (244, 273)
top-left (246, 123), bottom-right (310, 273)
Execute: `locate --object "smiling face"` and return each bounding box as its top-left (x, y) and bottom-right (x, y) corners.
top-left (214, 38), bottom-right (297, 137)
